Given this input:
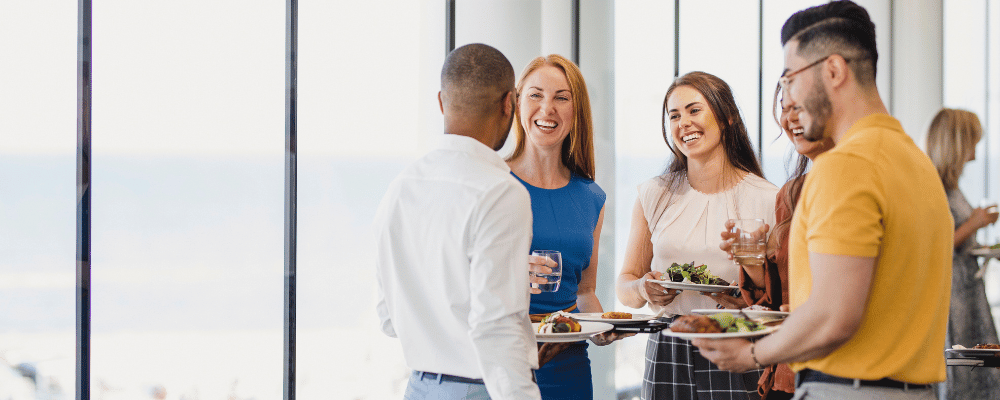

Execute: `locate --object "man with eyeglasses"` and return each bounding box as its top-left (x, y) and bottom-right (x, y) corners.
top-left (692, 1), bottom-right (952, 399)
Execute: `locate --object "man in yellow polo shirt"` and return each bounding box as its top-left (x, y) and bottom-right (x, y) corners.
top-left (692, 2), bottom-right (952, 399)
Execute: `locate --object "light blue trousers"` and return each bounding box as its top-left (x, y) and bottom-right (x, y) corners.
top-left (404, 371), bottom-right (491, 400)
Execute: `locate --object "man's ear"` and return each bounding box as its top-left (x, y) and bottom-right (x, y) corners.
top-left (438, 91), bottom-right (445, 115)
top-left (504, 91), bottom-right (515, 117)
top-left (826, 55), bottom-right (850, 89)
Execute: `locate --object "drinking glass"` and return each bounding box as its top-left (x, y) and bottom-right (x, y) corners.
top-left (731, 219), bottom-right (767, 267)
top-left (529, 250), bottom-right (562, 292)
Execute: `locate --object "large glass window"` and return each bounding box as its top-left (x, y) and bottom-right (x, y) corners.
top-left (296, 1), bottom-right (425, 398)
top-left (87, 1), bottom-right (285, 398)
top-left (612, 1), bottom-right (675, 393)
top-left (0, 0), bottom-right (77, 397)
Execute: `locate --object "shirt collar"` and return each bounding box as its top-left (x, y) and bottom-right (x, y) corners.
top-left (438, 134), bottom-right (510, 173)
top-left (840, 113), bottom-right (903, 143)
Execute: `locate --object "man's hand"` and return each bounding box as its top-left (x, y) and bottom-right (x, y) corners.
top-left (690, 338), bottom-right (757, 372)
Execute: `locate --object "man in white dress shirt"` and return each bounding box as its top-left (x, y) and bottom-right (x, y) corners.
top-left (374, 43), bottom-right (541, 399)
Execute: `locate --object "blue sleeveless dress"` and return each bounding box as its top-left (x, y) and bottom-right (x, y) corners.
top-left (513, 172), bottom-right (606, 400)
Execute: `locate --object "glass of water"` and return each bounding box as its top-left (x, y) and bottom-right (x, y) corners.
top-left (530, 250), bottom-right (562, 292)
top-left (730, 219), bottom-right (767, 267)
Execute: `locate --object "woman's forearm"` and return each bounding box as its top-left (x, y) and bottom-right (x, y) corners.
top-left (576, 292), bottom-right (603, 313)
top-left (955, 219), bottom-right (980, 248)
top-left (616, 273), bottom-right (648, 309)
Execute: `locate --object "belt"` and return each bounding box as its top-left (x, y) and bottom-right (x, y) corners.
top-left (797, 369), bottom-right (931, 390)
top-left (415, 371), bottom-right (485, 385)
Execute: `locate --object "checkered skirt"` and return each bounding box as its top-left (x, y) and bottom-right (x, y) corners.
top-left (643, 320), bottom-right (763, 400)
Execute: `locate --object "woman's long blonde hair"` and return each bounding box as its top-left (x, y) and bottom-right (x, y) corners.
top-left (925, 108), bottom-right (982, 191)
top-left (507, 54), bottom-right (595, 180)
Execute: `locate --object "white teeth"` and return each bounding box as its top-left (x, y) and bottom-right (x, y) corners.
top-left (682, 133), bottom-right (700, 143)
top-left (792, 128), bottom-right (804, 135)
top-left (536, 121), bottom-right (557, 128)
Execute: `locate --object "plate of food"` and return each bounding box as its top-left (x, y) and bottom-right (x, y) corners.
top-left (647, 262), bottom-right (734, 293)
top-left (661, 313), bottom-right (779, 339)
top-left (947, 344), bottom-right (1000, 357)
top-left (573, 312), bottom-right (660, 324)
top-left (691, 308), bottom-right (789, 320)
top-left (533, 312), bottom-right (613, 343)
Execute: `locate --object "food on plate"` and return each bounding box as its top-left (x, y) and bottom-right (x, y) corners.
top-left (743, 305), bottom-right (771, 311)
top-left (991, 243), bottom-right (1000, 250)
top-left (669, 313), bottom-right (766, 334)
top-left (669, 315), bottom-right (723, 333)
top-left (659, 262), bottom-right (730, 286)
top-left (537, 311), bottom-right (582, 334)
top-left (708, 312), bottom-right (765, 333)
top-left (601, 311), bottom-right (633, 319)
top-left (974, 344), bottom-right (1000, 349)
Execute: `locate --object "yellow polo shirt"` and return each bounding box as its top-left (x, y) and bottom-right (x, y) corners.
top-left (788, 114), bottom-right (952, 383)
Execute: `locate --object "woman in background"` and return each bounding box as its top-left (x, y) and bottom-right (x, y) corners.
top-left (719, 85), bottom-right (834, 400)
top-left (925, 108), bottom-right (1000, 400)
top-left (508, 54), bottom-right (622, 400)
top-left (616, 71), bottom-right (777, 400)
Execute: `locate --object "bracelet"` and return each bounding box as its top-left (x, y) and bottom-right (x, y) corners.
top-left (750, 342), bottom-right (764, 369)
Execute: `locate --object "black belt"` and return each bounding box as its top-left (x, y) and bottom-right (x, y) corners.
top-left (797, 369), bottom-right (931, 390)
top-left (415, 371), bottom-right (485, 385)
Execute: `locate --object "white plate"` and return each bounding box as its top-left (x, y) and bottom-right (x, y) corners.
top-left (661, 325), bottom-right (780, 339)
top-left (647, 279), bottom-right (733, 293)
top-left (969, 246), bottom-right (1000, 257)
top-left (573, 313), bottom-right (660, 324)
top-left (691, 309), bottom-right (790, 319)
top-left (533, 321), bottom-right (614, 343)
top-left (946, 348), bottom-right (1000, 357)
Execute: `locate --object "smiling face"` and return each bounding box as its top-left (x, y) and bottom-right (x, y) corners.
top-left (666, 85), bottom-right (724, 162)
top-left (783, 40), bottom-right (833, 143)
top-left (780, 96), bottom-right (832, 160)
top-left (518, 65), bottom-right (575, 152)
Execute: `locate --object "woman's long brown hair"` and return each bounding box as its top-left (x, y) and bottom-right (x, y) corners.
top-left (649, 71), bottom-right (764, 227)
top-left (770, 83), bottom-right (810, 250)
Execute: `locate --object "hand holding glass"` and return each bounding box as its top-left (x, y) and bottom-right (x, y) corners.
top-left (730, 219), bottom-right (767, 267)
top-left (529, 250), bottom-right (562, 292)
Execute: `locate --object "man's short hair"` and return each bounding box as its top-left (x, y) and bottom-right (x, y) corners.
top-left (440, 43), bottom-right (515, 117)
top-left (781, 0), bottom-right (878, 86)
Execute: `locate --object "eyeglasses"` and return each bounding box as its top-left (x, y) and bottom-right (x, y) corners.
top-left (778, 54), bottom-right (843, 91)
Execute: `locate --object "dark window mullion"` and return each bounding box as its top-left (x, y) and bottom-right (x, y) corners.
top-left (446, 0), bottom-right (456, 54)
top-left (572, 0), bottom-right (580, 66)
top-left (283, 0), bottom-right (298, 398)
top-left (76, 0), bottom-right (93, 399)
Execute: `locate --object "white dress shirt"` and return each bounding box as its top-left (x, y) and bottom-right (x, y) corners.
top-left (375, 134), bottom-right (541, 399)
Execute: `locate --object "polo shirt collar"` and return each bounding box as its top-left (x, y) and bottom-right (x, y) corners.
top-left (840, 113), bottom-right (903, 143)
